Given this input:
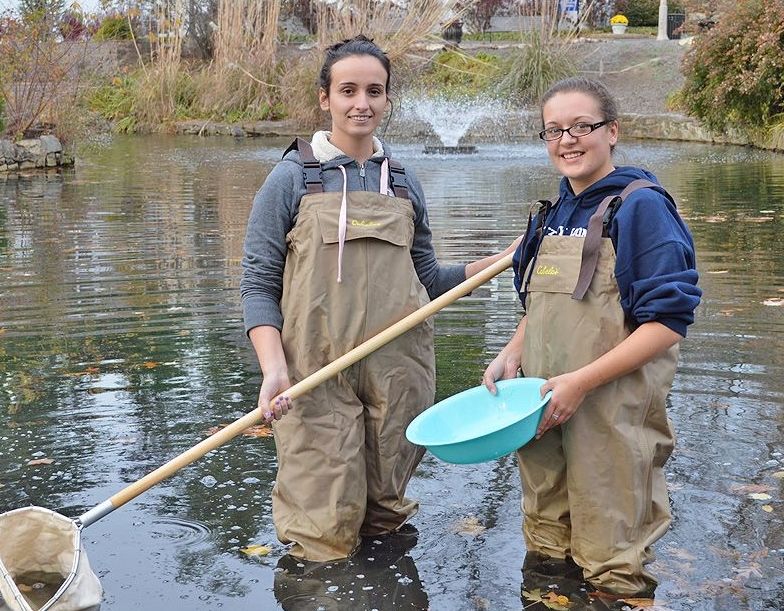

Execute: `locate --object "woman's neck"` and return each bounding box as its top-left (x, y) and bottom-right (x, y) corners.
top-left (328, 133), bottom-right (375, 163)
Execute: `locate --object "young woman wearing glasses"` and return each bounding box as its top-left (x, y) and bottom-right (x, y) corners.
top-left (483, 77), bottom-right (701, 599)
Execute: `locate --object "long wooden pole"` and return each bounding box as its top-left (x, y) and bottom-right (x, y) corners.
top-left (78, 253), bottom-right (514, 527)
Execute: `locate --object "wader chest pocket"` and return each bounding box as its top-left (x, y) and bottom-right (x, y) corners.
top-left (317, 209), bottom-right (412, 247)
top-left (526, 251), bottom-right (580, 294)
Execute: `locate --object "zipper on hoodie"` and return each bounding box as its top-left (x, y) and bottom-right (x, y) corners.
top-left (358, 162), bottom-right (367, 189)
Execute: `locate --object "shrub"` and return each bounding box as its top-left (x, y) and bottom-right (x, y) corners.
top-left (420, 49), bottom-right (502, 96)
top-left (496, 30), bottom-right (576, 104)
top-left (88, 74), bottom-right (138, 133)
top-left (59, 10), bottom-right (87, 40)
top-left (680, 0), bottom-right (784, 133)
top-left (93, 14), bottom-right (132, 41)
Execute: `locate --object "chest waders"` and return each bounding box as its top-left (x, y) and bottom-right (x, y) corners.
top-left (518, 180), bottom-right (679, 595)
top-left (272, 140), bottom-right (434, 561)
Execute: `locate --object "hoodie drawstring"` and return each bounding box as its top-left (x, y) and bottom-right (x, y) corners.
top-left (337, 164), bottom-right (348, 283)
top-left (335, 159), bottom-right (391, 283)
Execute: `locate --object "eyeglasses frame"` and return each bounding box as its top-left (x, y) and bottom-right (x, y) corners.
top-left (538, 120), bottom-right (613, 142)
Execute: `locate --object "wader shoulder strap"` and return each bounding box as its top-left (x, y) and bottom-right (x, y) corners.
top-left (285, 137), bottom-right (324, 194)
top-left (387, 158), bottom-right (409, 199)
top-left (519, 199), bottom-right (555, 294)
top-left (572, 178), bottom-right (659, 300)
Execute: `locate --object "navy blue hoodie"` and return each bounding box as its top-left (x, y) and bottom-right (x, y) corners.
top-left (513, 166), bottom-right (701, 337)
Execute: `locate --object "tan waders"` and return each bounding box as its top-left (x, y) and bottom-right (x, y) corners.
top-left (272, 141), bottom-right (434, 561)
top-left (517, 180), bottom-right (678, 595)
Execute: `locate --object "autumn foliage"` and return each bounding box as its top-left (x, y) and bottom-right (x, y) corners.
top-left (680, 0), bottom-right (784, 133)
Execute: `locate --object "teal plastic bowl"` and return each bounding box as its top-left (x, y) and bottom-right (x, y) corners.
top-left (406, 378), bottom-right (551, 464)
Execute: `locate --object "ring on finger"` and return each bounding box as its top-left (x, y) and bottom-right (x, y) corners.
top-left (552, 413), bottom-right (560, 420)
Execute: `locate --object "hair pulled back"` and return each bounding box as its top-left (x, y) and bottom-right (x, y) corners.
top-left (540, 77), bottom-right (619, 125)
top-left (319, 34), bottom-right (391, 94)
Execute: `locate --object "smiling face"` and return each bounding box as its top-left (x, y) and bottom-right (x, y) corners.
top-left (542, 91), bottom-right (618, 194)
top-left (319, 54), bottom-right (389, 160)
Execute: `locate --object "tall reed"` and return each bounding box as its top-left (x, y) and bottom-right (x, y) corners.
top-left (130, 0), bottom-right (189, 129)
top-left (497, 0), bottom-right (592, 104)
top-left (193, 0), bottom-right (282, 121)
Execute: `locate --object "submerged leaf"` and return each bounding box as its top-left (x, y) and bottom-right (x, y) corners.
top-left (748, 492), bottom-right (772, 501)
top-left (730, 483), bottom-right (772, 494)
top-left (451, 516), bottom-right (486, 536)
top-left (63, 367), bottom-right (100, 377)
top-left (240, 544), bottom-right (272, 557)
top-left (762, 505), bottom-right (774, 513)
top-left (26, 458), bottom-right (54, 466)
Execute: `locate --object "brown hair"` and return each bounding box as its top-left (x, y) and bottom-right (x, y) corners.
top-left (319, 34), bottom-right (391, 94)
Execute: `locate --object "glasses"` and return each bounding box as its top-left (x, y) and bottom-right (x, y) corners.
top-left (538, 120), bottom-right (612, 141)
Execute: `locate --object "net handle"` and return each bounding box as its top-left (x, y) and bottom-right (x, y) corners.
top-left (78, 252), bottom-right (514, 528)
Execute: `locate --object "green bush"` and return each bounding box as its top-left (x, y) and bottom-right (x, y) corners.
top-left (88, 74), bottom-right (138, 133)
top-left (680, 0), bottom-right (784, 133)
top-left (93, 15), bottom-right (132, 41)
top-left (613, 0), bottom-right (684, 27)
top-left (420, 50), bottom-right (501, 96)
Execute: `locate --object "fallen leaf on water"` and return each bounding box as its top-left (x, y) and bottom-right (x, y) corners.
top-left (730, 483), bottom-right (772, 494)
top-left (762, 298), bottom-right (784, 307)
top-left (205, 423), bottom-right (273, 438)
top-left (618, 597), bottom-right (657, 608)
top-left (240, 544), bottom-right (271, 557)
top-left (543, 592), bottom-right (571, 607)
top-left (748, 492), bottom-right (772, 501)
top-left (522, 588), bottom-right (571, 610)
top-left (717, 308), bottom-right (741, 316)
top-left (143, 361), bottom-right (159, 369)
top-left (27, 458), bottom-right (54, 466)
top-left (451, 515), bottom-right (486, 536)
top-left (762, 505), bottom-right (774, 513)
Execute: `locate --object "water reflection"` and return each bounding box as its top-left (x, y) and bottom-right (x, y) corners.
top-left (274, 531), bottom-right (428, 610)
top-left (1, 135), bottom-right (783, 610)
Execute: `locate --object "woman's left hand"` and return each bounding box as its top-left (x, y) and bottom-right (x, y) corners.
top-left (535, 371), bottom-right (589, 438)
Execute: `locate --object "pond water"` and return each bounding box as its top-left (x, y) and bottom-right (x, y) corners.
top-left (1, 135), bottom-right (783, 611)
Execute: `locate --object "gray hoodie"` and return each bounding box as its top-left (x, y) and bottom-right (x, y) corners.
top-left (240, 132), bottom-right (466, 334)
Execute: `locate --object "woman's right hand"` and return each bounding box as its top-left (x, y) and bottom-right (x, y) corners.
top-left (482, 351), bottom-right (520, 395)
top-left (258, 369), bottom-right (292, 422)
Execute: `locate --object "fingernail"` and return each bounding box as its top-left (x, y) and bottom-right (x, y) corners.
top-left (264, 411), bottom-right (272, 420)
